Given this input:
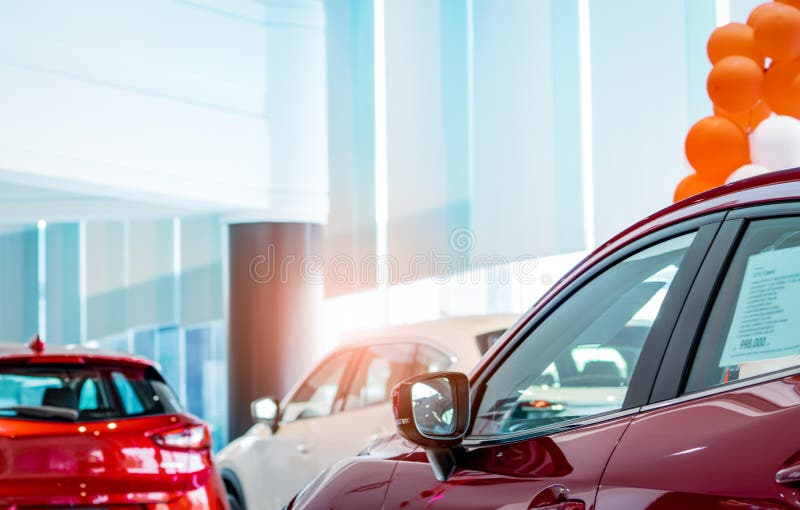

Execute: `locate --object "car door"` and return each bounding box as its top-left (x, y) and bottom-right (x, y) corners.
top-left (245, 348), bottom-right (357, 510)
top-left (382, 217), bottom-right (722, 510)
top-left (597, 206), bottom-right (800, 509)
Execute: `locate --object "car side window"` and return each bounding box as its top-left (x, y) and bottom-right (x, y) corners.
top-left (282, 350), bottom-right (352, 422)
top-left (472, 232), bottom-right (697, 437)
top-left (343, 344), bottom-right (415, 411)
top-left (414, 344), bottom-right (453, 373)
top-left (686, 217), bottom-right (800, 393)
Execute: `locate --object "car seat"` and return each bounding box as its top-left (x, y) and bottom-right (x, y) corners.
top-left (42, 387), bottom-right (78, 410)
top-left (580, 361), bottom-right (626, 387)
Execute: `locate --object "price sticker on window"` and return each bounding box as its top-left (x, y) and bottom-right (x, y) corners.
top-left (719, 245), bottom-right (800, 367)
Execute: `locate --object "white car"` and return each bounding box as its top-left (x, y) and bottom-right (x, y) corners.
top-left (215, 315), bottom-right (516, 510)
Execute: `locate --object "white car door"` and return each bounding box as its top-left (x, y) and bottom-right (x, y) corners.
top-left (227, 418), bottom-right (315, 510)
top-left (248, 348), bottom-right (357, 510)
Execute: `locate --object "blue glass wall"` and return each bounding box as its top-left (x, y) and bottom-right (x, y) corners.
top-left (0, 217), bottom-right (228, 448)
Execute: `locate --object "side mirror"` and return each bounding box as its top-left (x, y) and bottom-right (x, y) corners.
top-left (392, 371), bottom-right (470, 481)
top-left (251, 397), bottom-right (280, 433)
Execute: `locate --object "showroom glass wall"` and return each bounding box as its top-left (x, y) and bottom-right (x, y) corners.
top-left (0, 217), bottom-right (228, 448)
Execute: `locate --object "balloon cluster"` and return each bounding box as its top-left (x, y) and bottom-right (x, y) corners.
top-left (675, 0), bottom-right (800, 202)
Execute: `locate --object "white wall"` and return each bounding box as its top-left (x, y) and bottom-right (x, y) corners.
top-left (0, 0), bottom-right (329, 224)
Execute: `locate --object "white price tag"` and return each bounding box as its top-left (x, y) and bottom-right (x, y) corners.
top-left (719, 245), bottom-right (800, 367)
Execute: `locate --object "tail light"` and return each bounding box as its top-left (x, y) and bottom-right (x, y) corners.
top-left (151, 423), bottom-right (211, 451)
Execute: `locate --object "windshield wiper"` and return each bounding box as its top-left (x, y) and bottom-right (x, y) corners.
top-left (0, 405), bottom-right (79, 422)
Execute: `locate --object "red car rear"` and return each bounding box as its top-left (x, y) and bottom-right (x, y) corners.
top-left (0, 339), bottom-right (227, 509)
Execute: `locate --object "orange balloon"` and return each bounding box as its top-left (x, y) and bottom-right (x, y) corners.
top-left (778, 0), bottom-right (800, 11)
top-left (685, 116), bottom-right (750, 182)
top-left (714, 100), bottom-right (772, 133)
top-left (752, 2), bottom-right (800, 61)
top-left (707, 23), bottom-right (763, 65)
top-left (764, 59), bottom-right (800, 118)
top-left (707, 56), bottom-right (764, 112)
top-left (674, 173), bottom-right (723, 203)
top-left (748, 3), bottom-right (775, 27)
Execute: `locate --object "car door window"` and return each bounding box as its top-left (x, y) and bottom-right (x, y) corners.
top-left (686, 217), bottom-right (800, 393)
top-left (414, 344), bottom-right (453, 373)
top-left (472, 232), bottom-right (697, 437)
top-left (282, 350), bottom-right (352, 422)
top-left (343, 344), bottom-right (415, 410)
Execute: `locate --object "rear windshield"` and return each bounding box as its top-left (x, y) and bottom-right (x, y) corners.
top-left (0, 363), bottom-right (182, 422)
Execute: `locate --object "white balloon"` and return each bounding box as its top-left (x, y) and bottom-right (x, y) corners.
top-left (750, 115), bottom-right (800, 172)
top-left (725, 163), bottom-right (771, 183)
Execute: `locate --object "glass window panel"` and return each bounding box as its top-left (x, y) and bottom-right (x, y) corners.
top-left (686, 217), bottom-right (800, 392)
top-left (282, 351), bottom-right (352, 422)
top-left (344, 344), bottom-right (415, 410)
top-left (473, 232), bottom-right (697, 437)
top-left (155, 326), bottom-right (181, 394)
top-left (184, 322), bottom-right (227, 450)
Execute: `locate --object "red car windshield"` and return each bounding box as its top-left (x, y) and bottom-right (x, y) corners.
top-left (0, 363), bottom-right (182, 422)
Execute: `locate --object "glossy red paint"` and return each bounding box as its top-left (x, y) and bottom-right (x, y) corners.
top-left (289, 435), bottom-right (414, 509)
top-left (596, 374), bottom-right (800, 509)
top-left (0, 348), bottom-right (227, 509)
top-left (381, 417), bottom-right (633, 509)
top-left (0, 343), bottom-right (158, 369)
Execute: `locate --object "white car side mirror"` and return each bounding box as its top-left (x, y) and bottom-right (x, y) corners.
top-left (251, 397), bottom-right (279, 432)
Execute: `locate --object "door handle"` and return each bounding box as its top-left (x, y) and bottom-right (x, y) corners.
top-left (530, 503), bottom-right (584, 510)
top-left (776, 463), bottom-right (800, 485)
top-left (529, 485), bottom-right (585, 510)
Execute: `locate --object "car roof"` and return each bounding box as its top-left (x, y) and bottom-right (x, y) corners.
top-left (341, 314), bottom-right (517, 343)
top-left (0, 343), bottom-right (155, 367)
top-left (338, 314), bottom-right (519, 371)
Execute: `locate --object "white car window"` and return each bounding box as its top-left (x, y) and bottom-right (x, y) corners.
top-left (282, 350), bottom-right (352, 422)
top-left (686, 217), bottom-right (800, 392)
top-left (344, 344), bottom-right (414, 410)
top-left (472, 232), bottom-right (697, 437)
top-left (415, 344), bottom-right (453, 373)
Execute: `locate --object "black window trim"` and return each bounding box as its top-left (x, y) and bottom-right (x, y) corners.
top-left (332, 347), bottom-right (365, 414)
top-left (463, 212), bottom-right (726, 446)
top-left (649, 201), bottom-right (800, 406)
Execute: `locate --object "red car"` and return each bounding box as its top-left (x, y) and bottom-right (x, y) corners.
top-left (0, 338), bottom-right (228, 509)
top-left (288, 167), bottom-right (800, 509)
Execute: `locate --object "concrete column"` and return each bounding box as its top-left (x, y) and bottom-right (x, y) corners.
top-left (227, 0), bottom-right (328, 439)
top-left (227, 223), bottom-right (323, 439)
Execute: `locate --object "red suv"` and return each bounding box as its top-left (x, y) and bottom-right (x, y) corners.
top-left (0, 339), bottom-right (228, 509)
top-left (288, 168), bottom-right (800, 509)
